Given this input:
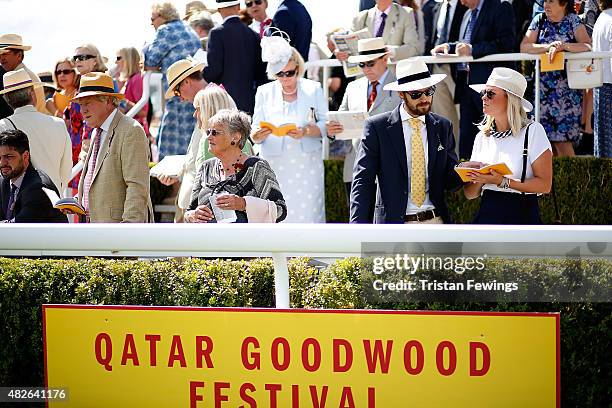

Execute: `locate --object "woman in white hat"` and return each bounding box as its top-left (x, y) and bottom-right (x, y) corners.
top-left (459, 68), bottom-right (553, 224)
top-left (251, 35), bottom-right (328, 223)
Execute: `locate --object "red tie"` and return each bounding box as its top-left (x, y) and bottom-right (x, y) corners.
top-left (367, 81), bottom-right (378, 111)
top-left (82, 128), bottom-right (102, 214)
top-left (259, 19), bottom-right (272, 38)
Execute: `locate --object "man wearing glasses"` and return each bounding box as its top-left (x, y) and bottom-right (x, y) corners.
top-left (203, 0), bottom-right (267, 114)
top-left (350, 59), bottom-right (463, 224)
top-left (245, 0), bottom-right (272, 38)
top-left (326, 38), bottom-right (400, 208)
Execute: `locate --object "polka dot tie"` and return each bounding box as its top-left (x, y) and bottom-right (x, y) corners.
top-left (409, 118), bottom-right (426, 207)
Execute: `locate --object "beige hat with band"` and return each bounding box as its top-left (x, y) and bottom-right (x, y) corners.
top-left (0, 69), bottom-right (42, 95)
top-left (0, 34), bottom-right (32, 52)
top-left (165, 58), bottom-right (205, 99)
top-left (470, 67), bottom-right (534, 112)
top-left (71, 72), bottom-right (125, 101)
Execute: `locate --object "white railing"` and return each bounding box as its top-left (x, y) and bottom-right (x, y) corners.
top-left (306, 51), bottom-right (612, 159)
top-left (1, 224), bottom-right (611, 308)
top-left (65, 71), bottom-right (153, 197)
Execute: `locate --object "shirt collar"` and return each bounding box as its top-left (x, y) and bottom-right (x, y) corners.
top-left (10, 170), bottom-right (26, 190)
top-left (100, 109), bottom-right (118, 133)
top-left (376, 69), bottom-right (389, 86)
top-left (473, 0), bottom-right (484, 13)
top-left (375, 3), bottom-right (392, 16)
top-left (400, 105), bottom-right (426, 123)
top-left (13, 105), bottom-right (36, 114)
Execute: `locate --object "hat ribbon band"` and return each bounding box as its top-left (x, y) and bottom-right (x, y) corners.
top-left (398, 71), bottom-right (431, 85)
top-left (168, 66), bottom-right (198, 90)
top-left (79, 85), bottom-right (116, 93)
top-left (359, 48), bottom-right (387, 56)
top-left (5, 79), bottom-right (33, 90)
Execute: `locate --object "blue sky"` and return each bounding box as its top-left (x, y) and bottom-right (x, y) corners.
top-left (1, 0), bottom-right (357, 74)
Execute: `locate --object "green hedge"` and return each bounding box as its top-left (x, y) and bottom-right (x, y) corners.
top-left (1, 257), bottom-right (610, 406)
top-left (323, 156), bottom-right (612, 224)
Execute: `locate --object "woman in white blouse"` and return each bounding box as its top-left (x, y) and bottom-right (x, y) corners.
top-left (459, 68), bottom-right (553, 224)
top-left (251, 36), bottom-right (328, 223)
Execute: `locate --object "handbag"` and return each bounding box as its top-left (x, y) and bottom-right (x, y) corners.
top-left (566, 58), bottom-right (603, 89)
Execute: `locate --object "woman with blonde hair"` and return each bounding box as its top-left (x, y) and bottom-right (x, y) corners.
top-left (46, 57), bottom-right (79, 117)
top-left (459, 68), bottom-right (553, 224)
top-left (115, 47), bottom-right (150, 137)
top-left (73, 43), bottom-right (107, 75)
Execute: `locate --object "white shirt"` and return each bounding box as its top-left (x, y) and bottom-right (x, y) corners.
top-left (88, 109), bottom-right (118, 171)
top-left (0, 105), bottom-right (72, 194)
top-left (592, 9), bottom-right (612, 83)
top-left (470, 122), bottom-right (552, 194)
top-left (399, 105), bottom-right (435, 214)
top-left (374, 4), bottom-right (392, 36)
top-left (436, 0), bottom-right (459, 43)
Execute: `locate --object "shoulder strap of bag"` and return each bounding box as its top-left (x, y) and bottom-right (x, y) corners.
top-left (3, 117), bottom-right (18, 130)
top-left (520, 123), bottom-right (531, 190)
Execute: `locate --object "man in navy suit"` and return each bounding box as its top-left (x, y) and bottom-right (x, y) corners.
top-left (271, 0), bottom-right (312, 61)
top-left (350, 59), bottom-right (463, 224)
top-left (432, 0), bottom-right (515, 159)
top-left (203, 0), bottom-right (267, 114)
top-left (0, 129), bottom-right (67, 223)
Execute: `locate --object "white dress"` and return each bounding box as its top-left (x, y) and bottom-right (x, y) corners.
top-left (263, 100), bottom-right (326, 223)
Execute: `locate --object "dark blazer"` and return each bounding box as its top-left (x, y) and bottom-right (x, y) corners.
top-left (203, 17), bottom-right (267, 114)
top-left (449, 0), bottom-right (516, 85)
top-left (0, 165), bottom-right (67, 223)
top-left (272, 0), bottom-right (312, 61)
top-left (431, 0), bottom-right (468, 50)
top-left (350, 107), bottom-right (462, 224)
top-left (0, 66), bottom-right (13, 120)
top-left (359, 0), bottom-right (377, 11)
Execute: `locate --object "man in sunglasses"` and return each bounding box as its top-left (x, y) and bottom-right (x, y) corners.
top-left (326, 38), bottom-right (400, 209)
top-left (0, 34), bottom-right (49, 116)
top-left (203, 0), bottom-right (267, 114)
top-left (350, 59), bottom-right (463, 224)
top-left (245, 0), bottom-right (272, 38)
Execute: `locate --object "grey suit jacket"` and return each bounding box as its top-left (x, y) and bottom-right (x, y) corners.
top-left (338, 70), bottom-right (401, 182)
top-left (77, 110), bottom-right (154, 223)
top-left (352, 3), bottom-right (423, 60)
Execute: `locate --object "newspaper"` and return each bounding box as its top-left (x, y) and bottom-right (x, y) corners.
top-left (328, 111), bottom-right (368, 140)
top-left (331, 28), bottom-right (371, 78)
top-left (149, 155), bottom-right (186, 178)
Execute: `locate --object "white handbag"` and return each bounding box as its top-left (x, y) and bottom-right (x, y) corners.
top-left (566, 58), bottom-right (604, 89)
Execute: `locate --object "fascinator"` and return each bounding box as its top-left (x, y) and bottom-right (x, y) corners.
top-left (261, 28), bottom-right (293, 76)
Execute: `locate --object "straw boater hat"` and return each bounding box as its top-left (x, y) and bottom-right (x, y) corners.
top-left (469, 67), bottom-right (534, 112)
top-left (164, 58), bottom-right (205, 99)
top-left (0, 34), bottom-right (31, 52)
top-left (348, 38), bottom-right (389, 64)
top-left (0, 69), bottom-right (42, 95)
top-left (383, 59), bottom-right (446, 92)
top-left (38, 71), bottom-right (57, 90)
top-left (71, 73), bottom-right (124, 101)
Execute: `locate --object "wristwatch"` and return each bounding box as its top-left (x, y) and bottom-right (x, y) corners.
top-left (498, 177), bottom-right (510, 190)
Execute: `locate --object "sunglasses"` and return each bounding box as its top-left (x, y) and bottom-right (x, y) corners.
top-left (73, 54), bottom-right (95, 62)
top-left (206, 129), bottom-right (224, 136)
top-left (246, 0), bottom-right (263, 7)
top-left (55, 69), bottom-right (74, 76)
top-left (358, 56), bottom-right (383, 69)
top-left (276, 69), bottom-right (297, 78)
top-left (405, 86), bottom-right (436, 100)
top-left (479, 89), bottom-right (497, 99)
top-left (115, 56), bottom-right (122, 61)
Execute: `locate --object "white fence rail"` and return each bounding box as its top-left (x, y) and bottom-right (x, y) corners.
top-left (2, 224), bottom-right (611, 308)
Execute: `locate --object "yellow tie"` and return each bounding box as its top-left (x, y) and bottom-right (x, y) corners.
top-left (409, 118), bottom-right (426, 207)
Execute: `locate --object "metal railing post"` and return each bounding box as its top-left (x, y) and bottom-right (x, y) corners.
top-left (271, 253), bottom-right (290, 309)
top-left (322, 66), bottom-right (330, 160)
top-left (535, 58), bottom-right (541, 123)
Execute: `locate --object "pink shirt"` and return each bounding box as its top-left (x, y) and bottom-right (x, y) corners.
top-left (124, 72), bottom-right (150, 135)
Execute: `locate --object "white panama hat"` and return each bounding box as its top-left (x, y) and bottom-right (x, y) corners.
top-left (347, 38), bottom-right (389, 64)
top-left (383, 59), bottom-right (446, 92)
top-left (469, 67), bottom-right (534, 112)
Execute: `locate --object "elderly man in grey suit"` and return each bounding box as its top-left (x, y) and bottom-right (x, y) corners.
top-left (326, 38), bottom-right (401, 206)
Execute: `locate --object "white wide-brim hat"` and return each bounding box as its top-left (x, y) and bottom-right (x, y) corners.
top-left (383, 59), bottom-right (446, 92)
top-left (0, 69), bottom-right (42, 95)
top-left (470, 67), bottom-right (533, 112)
top-left (348, 38), bottom-right (389, 64)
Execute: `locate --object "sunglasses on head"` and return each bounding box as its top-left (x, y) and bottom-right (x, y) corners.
top-left (246, 0), bottom-right (263, 7)
top-left (358, 56), bottom-right (383, 69)
top-left (479, 89), bottom-right (497, 99)
top-left (206, 129), bottom-right (224, 136)
top-left (405, 86), bottom-right (436, 100)
top-left (55, 69), bottom-right (74, 76)
top-left (276, 69), bottom-right (297, 78)
top-left (73, 54), bottom-right (95, 62)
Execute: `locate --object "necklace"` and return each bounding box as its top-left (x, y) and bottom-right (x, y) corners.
top-left (219, 153), bottom-right (245, 173)
top-left (281, 87), bottom-right (297, 96)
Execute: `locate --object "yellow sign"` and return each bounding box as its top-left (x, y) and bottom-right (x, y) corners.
top-left (44, 305), bottom-right (559, 407)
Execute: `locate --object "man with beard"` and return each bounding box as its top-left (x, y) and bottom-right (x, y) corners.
top-left (0, 129), bottom-right (67, 223)
top-left (350, 59), bottom-right (463, 224)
